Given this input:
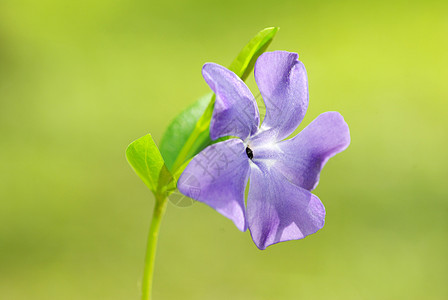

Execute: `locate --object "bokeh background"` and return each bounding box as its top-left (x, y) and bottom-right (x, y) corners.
top-left (1, 0), bottom-right (447, 299)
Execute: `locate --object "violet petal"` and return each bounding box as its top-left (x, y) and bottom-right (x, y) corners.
top-left (177, 139), bottom-right (250, 231)
top-left (247, 163), bottom-right (325, 250)
top-left (254, 111), bottom-right (350, 191)
top-left (202, 63), bottom-right (260, 141)
top-left (251, 51), bottom-right (308, 144)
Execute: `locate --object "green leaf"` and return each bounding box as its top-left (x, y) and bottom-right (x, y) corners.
top-left (229, 26), bottom-right (279, 81)
top-left (160, 27), bottom-right (279, 173)
top-left (126, 134), bottom-right (165, 194)
top-left (159, 93), bottom-right (211, 171)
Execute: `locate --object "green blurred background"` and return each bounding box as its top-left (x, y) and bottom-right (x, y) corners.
top-left (1, 0), bottom-right (447, 299)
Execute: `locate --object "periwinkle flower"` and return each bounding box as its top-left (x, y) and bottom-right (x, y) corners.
top-left (178, 51), bottom-right (350, 249)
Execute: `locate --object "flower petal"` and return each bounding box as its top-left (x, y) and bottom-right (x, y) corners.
top-left (202, 63), bottom-right (260, 140)
top-left (177, 139), bottom-right (250, 231)
top-left (254, 112), bottom-right (350, 191)
top-left (252, 51), bottom-right (308, 143)
top-left (247, 163), bottom-right (325, 250)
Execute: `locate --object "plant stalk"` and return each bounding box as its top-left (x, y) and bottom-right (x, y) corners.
top-left (141, 195), bottom-right (167, 300)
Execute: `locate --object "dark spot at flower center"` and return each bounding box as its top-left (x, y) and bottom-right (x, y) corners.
top-left (246, 147), bottom-right (253, 160)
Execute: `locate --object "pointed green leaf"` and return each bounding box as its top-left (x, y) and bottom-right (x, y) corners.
top-left (229, 26), bottom-right (279, 81)
top-left (159, 93), bottom-right (211, 171)
top-left (126, 134), bottom-right (165, 193)
top-left (160, 27), bottom-right (279, 173)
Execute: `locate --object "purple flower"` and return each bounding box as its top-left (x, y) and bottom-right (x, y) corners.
top-left (178, 51), bottom-right (350, 249)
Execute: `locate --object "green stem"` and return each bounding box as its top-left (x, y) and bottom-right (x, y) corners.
top-left (141, 195), bottom-right (167, 300)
